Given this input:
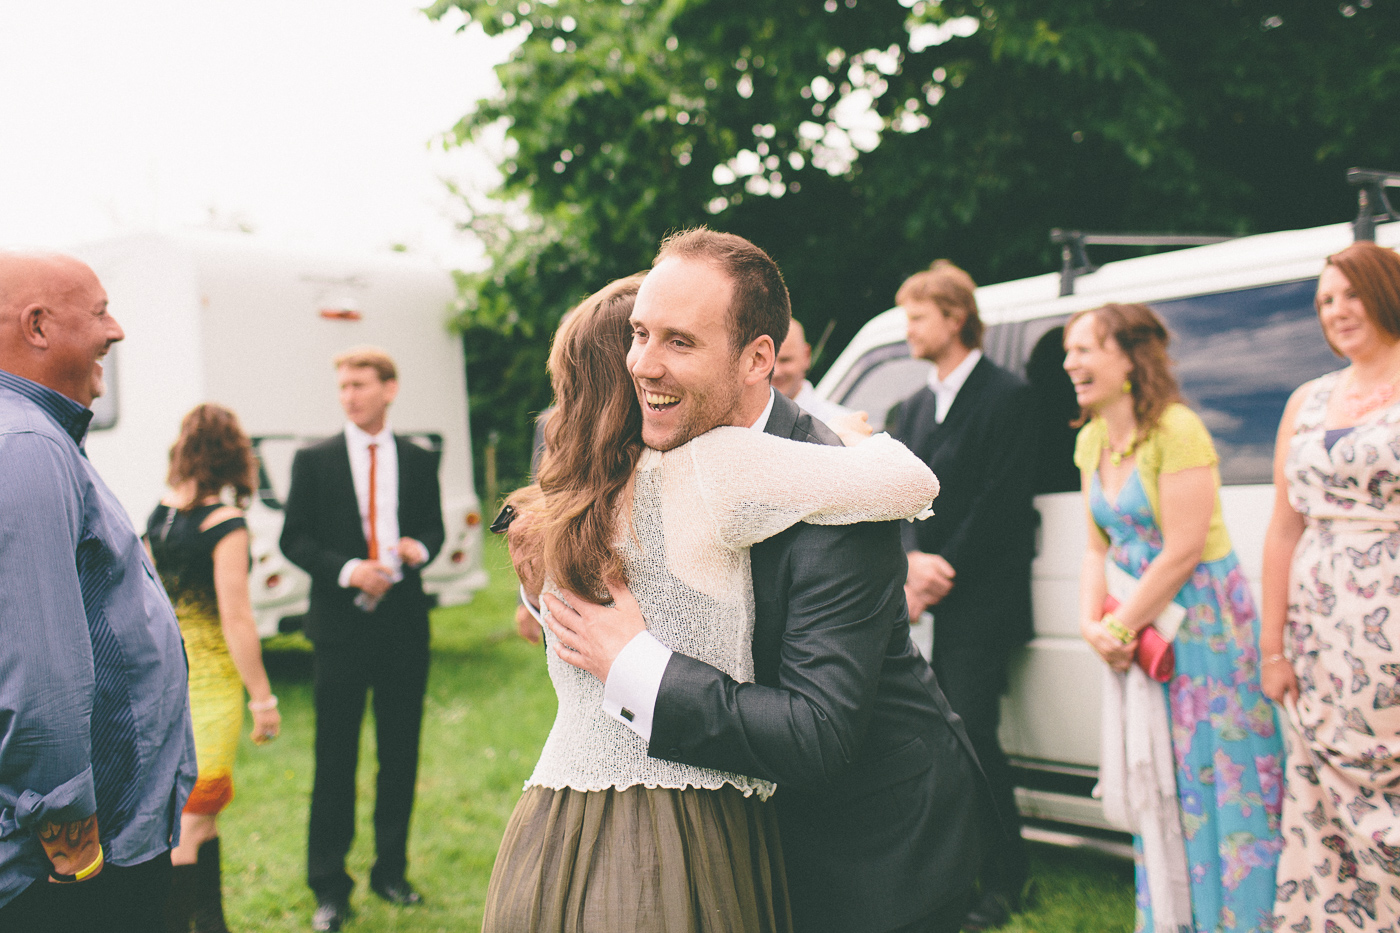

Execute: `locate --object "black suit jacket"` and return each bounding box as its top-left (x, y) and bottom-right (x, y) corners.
top-left (280, 433), bottom-right (445, 645)
top-left (649, 393), bottom-right (983, 933)
top-left (893, 356), bottom-right (1036, 652)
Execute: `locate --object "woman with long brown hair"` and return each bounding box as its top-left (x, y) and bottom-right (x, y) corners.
top-left (1064, 303), bottom-right (1281, 933)
top-left (482, 273), bottom-right (938, 933)
top-left (1261, 241), bottom-right (1400, 932)
top-left (145, 404), bottom-right (280, 932)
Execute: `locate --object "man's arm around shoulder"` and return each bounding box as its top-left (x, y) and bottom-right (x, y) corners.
top-left (649, 519), bottom-right (907, 790)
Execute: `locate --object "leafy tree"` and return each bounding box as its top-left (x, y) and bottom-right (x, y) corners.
top-left (428, 0), bottom-right (1400, 495)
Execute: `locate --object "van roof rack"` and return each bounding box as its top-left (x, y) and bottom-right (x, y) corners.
top-left (1349, 168), bottom-right (1400, 242)
top-left (1049, 230), bottom-right (1234, 297)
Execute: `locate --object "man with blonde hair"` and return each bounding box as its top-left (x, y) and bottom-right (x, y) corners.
top-left (281, 346), bottom-right (444, 931)
top-left (891, 259), bottom-right (1036, 930)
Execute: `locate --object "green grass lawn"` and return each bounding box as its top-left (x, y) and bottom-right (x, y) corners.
top-left (219, 535), bottom-right (1134, 931)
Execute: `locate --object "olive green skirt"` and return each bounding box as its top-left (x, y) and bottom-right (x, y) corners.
top-left (482, 784), bottom-right (792, 933)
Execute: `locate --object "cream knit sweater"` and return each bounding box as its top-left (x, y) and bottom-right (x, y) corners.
top-left (527, 427), bottom-right (937, 798)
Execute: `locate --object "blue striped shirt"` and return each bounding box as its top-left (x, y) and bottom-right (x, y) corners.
top-left (0, 369), bottom-right (195, 907)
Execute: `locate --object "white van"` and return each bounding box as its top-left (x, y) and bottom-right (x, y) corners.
top-left (72, 231), bottom-right (489, 637)
top-left (814, 218), bottom-right (1400, 844)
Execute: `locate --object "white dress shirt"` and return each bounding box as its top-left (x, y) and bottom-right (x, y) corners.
top-left (336, 421), bottom-right (405, 588)
top-left (927, 348), bottom-right (982, 424)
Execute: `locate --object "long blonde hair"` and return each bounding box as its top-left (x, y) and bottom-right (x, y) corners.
top-left (509, 273), bottom-right (646, 601)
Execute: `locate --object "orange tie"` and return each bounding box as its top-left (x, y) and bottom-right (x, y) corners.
top-left (367, 442), bottom-right (379, 561)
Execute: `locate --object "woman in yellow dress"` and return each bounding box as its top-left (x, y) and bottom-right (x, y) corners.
top-left (146, 404), bottom-right (281, 933)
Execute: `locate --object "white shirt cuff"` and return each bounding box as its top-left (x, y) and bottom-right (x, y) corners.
top-left (338, 559), bottom-right (362, 589)
top-left (519, 584), bottom-right (542, 620)
top-left (601, 631), bottom-right (672, 742)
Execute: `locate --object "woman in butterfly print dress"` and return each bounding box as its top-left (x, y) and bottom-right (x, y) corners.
top-left (1261, 241), bottom-right (1400, 933)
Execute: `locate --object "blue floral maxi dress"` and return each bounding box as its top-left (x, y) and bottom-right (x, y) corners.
top-left (1091, 470), bottom-right (1284, 933)
top-left (1273, 371), bottom-right (1400, 933)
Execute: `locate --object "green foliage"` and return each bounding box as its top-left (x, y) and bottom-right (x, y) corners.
top-left (429, 0), bottom-right (1400, 494)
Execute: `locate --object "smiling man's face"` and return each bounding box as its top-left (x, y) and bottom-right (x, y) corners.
top-left (626, 256), bottom-right (747, 451)
top-left (43, 260), bottom-right (123, 407)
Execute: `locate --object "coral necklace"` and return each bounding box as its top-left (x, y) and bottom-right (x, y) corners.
top-left (1341, 368), bottom-right (1400, 423)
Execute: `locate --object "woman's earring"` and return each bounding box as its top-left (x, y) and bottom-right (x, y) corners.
top-left (1122, 378), bottom-right (1133, 395)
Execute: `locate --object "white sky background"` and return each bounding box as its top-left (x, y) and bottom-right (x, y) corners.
top-left (0, 0), bottom-right (513, 267)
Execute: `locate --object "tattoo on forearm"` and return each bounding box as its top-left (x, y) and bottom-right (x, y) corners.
top-left (37, 815), bottom-right (97, 858)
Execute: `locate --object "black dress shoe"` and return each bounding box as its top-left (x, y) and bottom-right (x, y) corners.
top-left (961, 890), bottom-right (1019, 931)
top-left (312, 896), bottom-right (350, 932)
top-left (370, 878), bottom-right (423, 907)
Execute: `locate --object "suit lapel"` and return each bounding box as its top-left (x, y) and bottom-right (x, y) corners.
top-left (394, 435), bottom-right (413, 524)
top-left (938, 356), bottom-right (991, 430)
top-left (762, 390), bottom-right (799, 440)
top-left (904, 387), bottom-right (943, 454)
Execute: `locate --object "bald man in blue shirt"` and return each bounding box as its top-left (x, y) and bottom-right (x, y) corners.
top-left (0, 252), bottom-right (196, 932)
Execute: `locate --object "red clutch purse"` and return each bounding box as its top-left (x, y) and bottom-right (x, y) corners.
top-left (1103, 594), bottom-right (1175, 682)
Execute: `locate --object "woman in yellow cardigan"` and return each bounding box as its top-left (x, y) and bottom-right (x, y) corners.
top-left (1064, 303), bottom-right (1282, 933)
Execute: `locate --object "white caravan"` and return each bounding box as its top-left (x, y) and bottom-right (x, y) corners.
top-left (72, 231), bottom-right (489, 637)
top-left (815, 218), bottom-right (1400, 847)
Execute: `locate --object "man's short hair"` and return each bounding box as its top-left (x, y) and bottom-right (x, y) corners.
top-left (334, 346), bottom-right (397, 382)
top-left (654, 227), bottom-right (791, 361)
top-left (895, 259), bottom-right (984, 349)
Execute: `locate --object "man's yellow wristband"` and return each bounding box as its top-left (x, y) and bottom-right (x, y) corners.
top-left (50, 847), bottom-right (103, 883)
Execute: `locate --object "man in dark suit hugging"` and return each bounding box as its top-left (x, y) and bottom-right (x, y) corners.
top-left (891, 261), bottom-right (1037, 931)
top-left (541, 229), bottom-right (984, 933)
top-left (281, 347), bottom-right (444, 932)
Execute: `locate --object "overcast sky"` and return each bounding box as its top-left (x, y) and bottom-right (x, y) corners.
top-left (0, 0), bottom-right (513, 267)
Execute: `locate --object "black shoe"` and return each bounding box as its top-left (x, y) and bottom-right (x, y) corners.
top-left (311, 896), bottom-right (350, 932)
top-left (370, 878), bottom-right (423, 907)
top-left (961, 890), bottom-right (1020, 931)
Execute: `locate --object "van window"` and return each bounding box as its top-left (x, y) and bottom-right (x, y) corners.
top-left (832, 346), bottom-right (933, 433)
top-left (1023, 323), bottom-right (1081, 494)
top-left (1152, 279), bottom-right (1337, 485)
top-left (1007, 279), bottom-right (1338, 488)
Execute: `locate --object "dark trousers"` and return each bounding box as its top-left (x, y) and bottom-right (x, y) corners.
top-left (0, 850), bottom-right (171, 933)
top-left (307, 624), bottom-right (430, 901)
top-left (884, 889), bottom-right (971, 933)
top-left (932, 640), bottom-right (1028, 898)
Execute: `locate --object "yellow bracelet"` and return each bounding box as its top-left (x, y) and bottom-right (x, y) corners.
top-left (1101, 613), bottom-right (1135, 645)
top-left (51, 846), bottom-right (103, 883)
top-left (74, 847), bottom-right (104, 881)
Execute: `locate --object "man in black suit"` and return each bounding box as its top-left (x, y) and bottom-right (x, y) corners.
top-left (891, 260), bottom-right (1036, 931)
top-left (541, 229), bottom-right (983, 933)
top-left (280, 346), bottom-right (444, 932)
